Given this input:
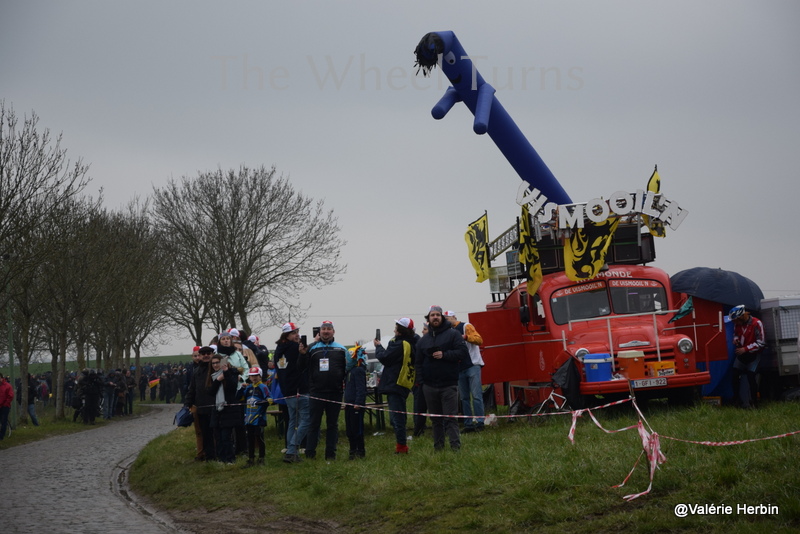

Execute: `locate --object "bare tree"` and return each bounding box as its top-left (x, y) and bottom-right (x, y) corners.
top-left (0, 101), bottom-right (91, 420)
top-left (0, 101), bottom-right (91, 289)
top-left (86, 202), bottom-right (172, 374)
top-left (151, 165), bottom-right (347, 338)
top-left (37, 198), bottom-right (106, 418)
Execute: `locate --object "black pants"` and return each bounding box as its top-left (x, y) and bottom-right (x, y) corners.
top-left (197, 412), bottom-right (216, 460)
top-left (245, 425), bottom-right (266, 460)
top-left (345, 405), bottom-right (365, 455)
top-left (412, 384), bottom-right (428, 435)
top-left (306, 392), bottom-right (342, 459)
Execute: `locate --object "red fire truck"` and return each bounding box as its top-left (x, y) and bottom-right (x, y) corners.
top-left (469, 237), bottom-right (730, 409)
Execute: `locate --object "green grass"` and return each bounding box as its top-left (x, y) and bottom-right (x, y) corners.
top-left (129, 401), bottom-right (800, 533)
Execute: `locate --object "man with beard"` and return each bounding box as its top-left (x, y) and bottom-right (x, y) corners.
top-left (415, 306), bottom-right (469, 452)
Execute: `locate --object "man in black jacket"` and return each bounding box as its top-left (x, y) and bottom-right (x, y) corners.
top-left (415, 306), bottom-right (469, 451)
top-left (304, 320), bottom-right (348, 460)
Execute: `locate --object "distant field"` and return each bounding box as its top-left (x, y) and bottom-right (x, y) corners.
top-left (1, 354), bottom-right (191, 376)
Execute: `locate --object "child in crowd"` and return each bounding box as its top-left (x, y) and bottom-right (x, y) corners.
top-left (239, 367), bottom-right (270, 466)
top-left (265, 360), bottom-right (288, 450)
top-left (344, 343), bottom-right (368, 459)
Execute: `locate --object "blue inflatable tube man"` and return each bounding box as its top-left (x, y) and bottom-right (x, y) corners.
top-left (415, 31), bottom-right (572, 205)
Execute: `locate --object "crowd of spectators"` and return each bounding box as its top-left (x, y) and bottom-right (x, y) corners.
top-left (8, 309), bottom-right (488, 465)
top-left (9, 359), bottom-right (197, 426)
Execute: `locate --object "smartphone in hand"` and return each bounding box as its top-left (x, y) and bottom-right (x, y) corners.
top-left (375, 328), bottom-right (381, 341)
top-left (313, 327), bottom-right (320, 338)
top-left (300, 334), bottom-right (307, 347)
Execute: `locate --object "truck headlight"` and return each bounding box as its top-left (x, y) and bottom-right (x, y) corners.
top-left (677, 338), bottom-right (693, 354)
top-left (575, 348), bottom-right (590, 360)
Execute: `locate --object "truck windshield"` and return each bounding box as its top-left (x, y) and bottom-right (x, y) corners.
top-left (608, 279), bottom-right (668, 315)
top-left (549, 279), bottom-right (669, 325)
top-left (550, 281), bottom-right (610, 325)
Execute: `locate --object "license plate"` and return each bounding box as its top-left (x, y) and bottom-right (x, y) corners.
top-left (632, 377), bottom-right (668, 388)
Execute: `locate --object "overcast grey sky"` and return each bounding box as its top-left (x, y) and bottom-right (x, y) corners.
top-left (2, 1), bottom-right (799, 356)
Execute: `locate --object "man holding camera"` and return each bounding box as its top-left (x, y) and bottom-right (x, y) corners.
top-left (415, 306), bottom-right (469, 451)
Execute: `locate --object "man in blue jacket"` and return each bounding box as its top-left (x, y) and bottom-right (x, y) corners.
top-left (304, 320), bottom-right (348, 460)
top-left (415, 306), bottom-right (469, 451)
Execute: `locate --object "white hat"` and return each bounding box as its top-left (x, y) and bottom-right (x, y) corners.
top-left (396, 317), bottom-right (415, 330)
top-left (444, 310), bottom-right (457, 317)
top-left (281, 322), bottom-right (299, 333)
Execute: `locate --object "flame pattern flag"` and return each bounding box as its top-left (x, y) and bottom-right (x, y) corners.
top-left (464, 213), bottom-right (490, 282)
top-left (564, 217), bottom-right (621, 281)
top-left (519, 204), bottom-right (543, 295)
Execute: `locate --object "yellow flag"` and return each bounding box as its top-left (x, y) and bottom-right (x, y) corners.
top-left (464, 213), bottom-right (490, 282)
top-left (647, 165), bottom-right (661, 193)
top-left (643, 165), bottom-right (666, 238)
top-left (519, 205), bottom-right (542, 295)
top-left (564, 218), bottom-right (621, 281)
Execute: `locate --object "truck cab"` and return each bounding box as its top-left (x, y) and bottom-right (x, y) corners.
top-left (470, 264), bottom-right (726, 408)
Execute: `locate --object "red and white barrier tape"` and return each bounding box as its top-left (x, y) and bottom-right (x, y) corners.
top-left (660, 429), bottom-right (800, 447)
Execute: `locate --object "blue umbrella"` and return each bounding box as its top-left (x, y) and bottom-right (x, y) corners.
top-left (670, 267), bottom-right (764, 311)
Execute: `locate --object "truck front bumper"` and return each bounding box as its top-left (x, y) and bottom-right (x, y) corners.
top-left (579, 371), bottom-right (711, 395)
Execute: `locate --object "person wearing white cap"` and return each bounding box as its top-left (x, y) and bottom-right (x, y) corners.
top-left (238, 366), bottom-right (269, 466)
top-left (414, 306), bottom-right (469, 452)
top-left (274, 322), bottom-right (310, 463)
top-left (445, 311), bottom-right (486, 432)
top-left (374, 317), bottom-right (418, 454)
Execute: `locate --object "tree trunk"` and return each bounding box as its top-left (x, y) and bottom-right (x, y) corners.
top-left (193, 318), bottom-right (204, 347)
top-left (76, 341), bottom-right (86, 371)
top-left (56, 331), bottom-right (67, 419)
top-left (18, 329), bottom-right (31, 424)
top-left (238, 308), bottom-right (251, 338)
top-left (134, 345), bottom-right (141, 385)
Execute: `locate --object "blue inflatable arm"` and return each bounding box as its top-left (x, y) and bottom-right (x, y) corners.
top-left (415, 31), bottom-right (572, 205)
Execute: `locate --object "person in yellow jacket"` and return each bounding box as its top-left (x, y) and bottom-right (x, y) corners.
top-left (445, 311), bottom-right (485, 432)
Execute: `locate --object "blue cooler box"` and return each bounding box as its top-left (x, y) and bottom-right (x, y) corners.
top-left (583, 354), bottom-right (612, 382)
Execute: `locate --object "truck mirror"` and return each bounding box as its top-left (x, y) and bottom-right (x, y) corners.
top-left (519, 305), bottom-right (530, 325)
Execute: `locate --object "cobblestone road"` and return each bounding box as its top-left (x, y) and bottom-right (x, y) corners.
top-left (0, 405), bottom-right (183, 534)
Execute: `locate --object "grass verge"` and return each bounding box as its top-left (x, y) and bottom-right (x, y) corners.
top-left (129, 400), bottom-right (800, 533)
